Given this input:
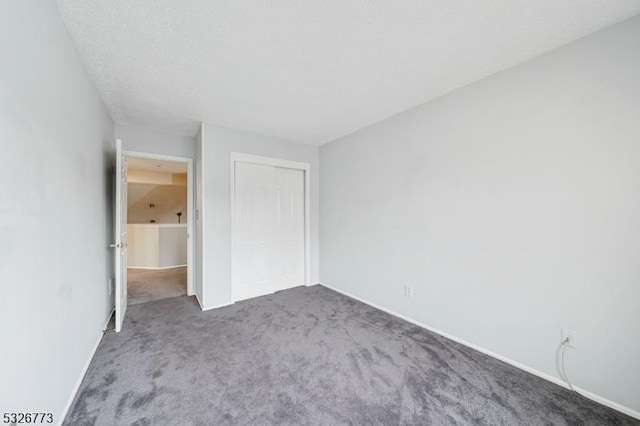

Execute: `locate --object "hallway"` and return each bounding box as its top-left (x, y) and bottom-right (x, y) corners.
top-left (127, 267), bottom-right (187, 305)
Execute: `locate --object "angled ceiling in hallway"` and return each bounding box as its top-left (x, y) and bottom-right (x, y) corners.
top-left (55, 1), bottom-right (640, 145)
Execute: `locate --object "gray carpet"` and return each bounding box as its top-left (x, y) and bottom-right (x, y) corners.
top-left (65, 285), bottom-right (637, 425)
top-left (127, 267), bottom-right (187, 305)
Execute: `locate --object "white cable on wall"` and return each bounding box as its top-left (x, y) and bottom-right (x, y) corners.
top-left (560, 338), bottom-right (575, 392)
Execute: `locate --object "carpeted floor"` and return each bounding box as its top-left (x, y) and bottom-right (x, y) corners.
top-left (127, 267), bottom-right (187, 305)
top-left (64, 285), bottom-right (637, 425)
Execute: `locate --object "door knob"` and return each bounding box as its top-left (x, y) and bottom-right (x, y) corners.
top-left (110, 243), bottom-right (121, 248)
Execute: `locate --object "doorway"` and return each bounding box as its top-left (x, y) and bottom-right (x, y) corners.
top-left (126, 154), bottom-right (194, 305)
top-left (113, 144), bottom-right (195, 331)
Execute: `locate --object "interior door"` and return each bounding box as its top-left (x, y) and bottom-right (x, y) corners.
top-left (233, 161), bottom-right (305, 302)
top-left (113, 139), bottom-right (128, 332)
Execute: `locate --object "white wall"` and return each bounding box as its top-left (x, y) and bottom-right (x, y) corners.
top-left (159, 225), bottom-right (188, 267)
top-left (0, 2), bottom-right (114, 423)
top-left (128, 224), bottom-right (187, 268)
top-left (198, 123), bottom-right (319, 308)
top-left (115, 122), bottom-right (195, 159)
top-left (127, 225), bottom-right (160, 268)
top-left (320, 15), bottom-right (640, 415)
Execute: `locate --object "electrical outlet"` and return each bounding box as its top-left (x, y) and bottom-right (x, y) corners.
top-left (561, 329), bottom-right (577, 349)
top-left (108, 278), bottom-right (114, 295)
top-left (404, 284), bottom-right (413, 298)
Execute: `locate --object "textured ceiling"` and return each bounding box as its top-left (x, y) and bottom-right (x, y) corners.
top-left (55, 1), bottom-right (640, 145)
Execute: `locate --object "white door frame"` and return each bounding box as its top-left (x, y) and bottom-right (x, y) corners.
top-left (125, 150), bottom-right (196, 296)
top-left (230, 152), bottom-right (311, 302)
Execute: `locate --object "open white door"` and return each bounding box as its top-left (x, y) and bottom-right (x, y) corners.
top-left (113, 139), bottom-right (128, 332)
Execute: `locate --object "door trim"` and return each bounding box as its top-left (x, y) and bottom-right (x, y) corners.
top-left (230, 152), bottom-right (311, 303)
top-left (125, 150), bottom-right (196, 297)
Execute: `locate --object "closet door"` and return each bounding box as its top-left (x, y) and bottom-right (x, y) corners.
top-left (233, 162), bottom-right (276, 301)
top-left (232, 161), bottom-right (305, 302)
top-left (272, 167), bottom-right (305, 292)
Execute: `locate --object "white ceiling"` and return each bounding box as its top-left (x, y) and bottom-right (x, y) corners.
top-left (55, 1), bottom-right (640, 146)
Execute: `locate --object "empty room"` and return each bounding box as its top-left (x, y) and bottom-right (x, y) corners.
top-left (1, 1), bottom-right (639, 425)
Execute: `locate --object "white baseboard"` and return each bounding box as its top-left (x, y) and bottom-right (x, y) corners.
top-left (317, 282), bottom-right (639, 420)
top-left (127, 264), bottom-right (187, 270)
top-left (200, 301), bottom-right (234, 312)
top-left (194, 292), bottom-right (234, 312)
top-left (58, 308), bottom-right (114, 426)
top-left (573, 388), bottom-right (640, 421)
top-left (195, 293), bottom-right (204, 310)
